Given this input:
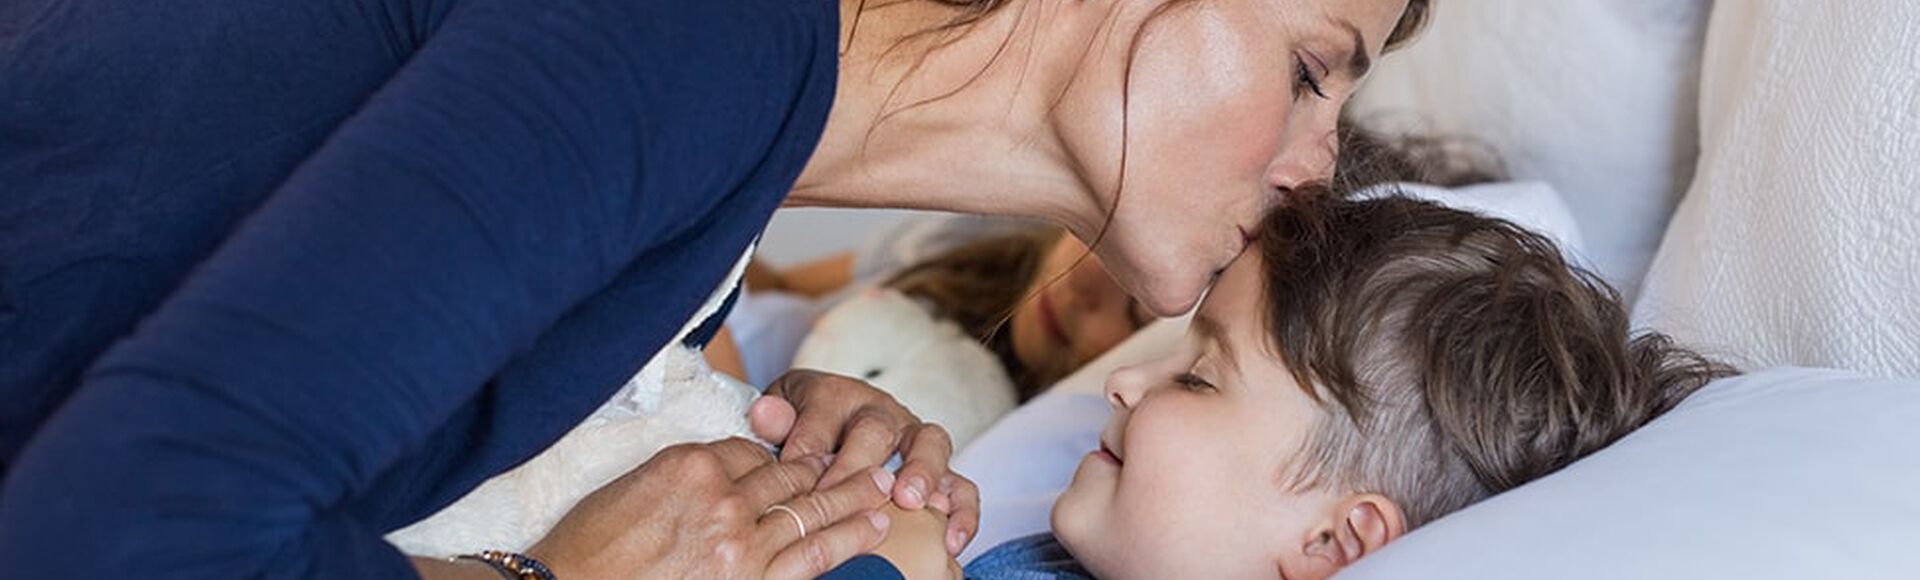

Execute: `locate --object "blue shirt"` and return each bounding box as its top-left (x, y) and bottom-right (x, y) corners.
top-left (822, 534), bottom-right (1093, 580)
top-left (0, 0), bottom-right (837, 576)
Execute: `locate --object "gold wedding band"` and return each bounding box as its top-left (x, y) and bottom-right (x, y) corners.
top-left (763, 504), bottom-right (806, 539)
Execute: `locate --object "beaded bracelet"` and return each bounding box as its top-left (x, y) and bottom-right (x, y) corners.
top-left (450, 550), bottom-right (557, 580)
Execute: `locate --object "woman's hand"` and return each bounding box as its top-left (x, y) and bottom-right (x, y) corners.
top-left (524, 437), bottom-right (894, 580)
top-left (751, 370), bottom-right (983, 556)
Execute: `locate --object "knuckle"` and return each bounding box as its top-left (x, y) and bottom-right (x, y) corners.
top-left (848, 413), bottom-right (897, 442)
top-left (712, 538), bottom-right (747, 569)
top-left (921, 423), bottom-right (954, 448)
top-left (713, 494), bottom-right (750, 522)
top-left (722, 437), bottom-right (774, 463)
top-left (788, 370), bottom-right (826, 393)
top-left (654, 443), bottom-right (696, 463)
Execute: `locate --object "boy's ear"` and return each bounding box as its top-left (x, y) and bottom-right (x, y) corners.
top-left (1301, 494), bottom-right (1408, 569)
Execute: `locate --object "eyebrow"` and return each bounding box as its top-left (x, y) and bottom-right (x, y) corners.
top-left (1191, 313), bottom-right (1242, 374)
top-left (1333, 18), bottom-right (1373, 81)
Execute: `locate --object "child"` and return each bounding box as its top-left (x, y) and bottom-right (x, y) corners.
top-left (856, 193), bottom-right (1734, 579)
top-left (717, 226), bottom-right (1154, 401)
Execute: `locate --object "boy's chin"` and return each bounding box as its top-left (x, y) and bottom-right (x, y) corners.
top-left (1051, 454), bottom-right (1113, 550)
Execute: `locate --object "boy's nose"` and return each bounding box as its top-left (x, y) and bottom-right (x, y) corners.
top-left (1104, 363), bottom-right (1153, 410)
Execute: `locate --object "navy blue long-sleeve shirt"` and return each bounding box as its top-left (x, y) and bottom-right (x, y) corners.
top-left (0, 0), bottom-right (837, 576)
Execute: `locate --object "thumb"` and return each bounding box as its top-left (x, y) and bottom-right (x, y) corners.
top-left (749, 395), bottom-right (798, 444)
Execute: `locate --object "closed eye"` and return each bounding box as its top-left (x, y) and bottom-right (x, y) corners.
top-left (1174, 372), bottom-right (1217, 392)
top-left (1294, 54), bottom-right (1330, 100)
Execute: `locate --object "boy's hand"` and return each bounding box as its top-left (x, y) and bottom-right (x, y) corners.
top-left (870, 505), bottom-right (964, 580)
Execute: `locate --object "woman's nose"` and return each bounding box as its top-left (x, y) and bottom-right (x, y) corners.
top-left (1265, 128), bottom-right (1339, 195)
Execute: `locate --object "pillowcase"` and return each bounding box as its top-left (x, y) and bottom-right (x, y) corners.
top-left (1631, 0), bottom-right (1920, 378)
top-left (1342, 368), bottom-right (1920, 579)
top-left (1347, 0), bottom-right (1712, 298)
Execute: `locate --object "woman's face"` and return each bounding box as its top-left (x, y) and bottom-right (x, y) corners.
top-left (1009, 235), bottom-right (1154, 385)
top-left (1057, 0), bottom-right (1412, 315)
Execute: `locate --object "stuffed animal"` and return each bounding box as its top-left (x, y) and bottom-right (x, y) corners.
top-left (792, 287), bottom-right (1018, 450)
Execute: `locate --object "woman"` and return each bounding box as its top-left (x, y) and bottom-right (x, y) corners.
top-left (0, 0), bottom-right (1428, 578)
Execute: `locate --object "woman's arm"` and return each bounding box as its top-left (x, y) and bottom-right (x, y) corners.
top-left (413, 557), bottom-right (512, 579)
top-left (0, 0), bottom-right (838, 577)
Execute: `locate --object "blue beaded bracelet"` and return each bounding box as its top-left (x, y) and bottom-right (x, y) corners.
top-left (451, 550), bottom-right (556, 580)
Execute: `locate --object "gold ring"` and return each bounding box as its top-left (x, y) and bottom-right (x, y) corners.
top-left (763, 504), bottom-right (806, 539)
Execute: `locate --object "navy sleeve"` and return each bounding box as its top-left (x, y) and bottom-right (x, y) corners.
top-left (0, 0), bottom-right (833, 577)
top-left (820, 555), bottom-right (911, 580)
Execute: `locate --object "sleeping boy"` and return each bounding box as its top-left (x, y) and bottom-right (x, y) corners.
top-left (850, 193), bottom-right (1734, 579)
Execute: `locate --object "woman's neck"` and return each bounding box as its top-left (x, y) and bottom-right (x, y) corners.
top-left (790, 0), bottom-right (1110, 238)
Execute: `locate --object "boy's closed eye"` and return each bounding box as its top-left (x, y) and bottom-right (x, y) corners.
top-left (1174, 372), bottom-right (1218, 392)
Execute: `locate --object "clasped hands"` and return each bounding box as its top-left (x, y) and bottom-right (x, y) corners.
top-left (525, 370), bottom-right (978, 580)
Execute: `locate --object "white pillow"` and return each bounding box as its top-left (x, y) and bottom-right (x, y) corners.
top-left (1379, 181), bottom-right (1588, 266)
top-left (1342, 367), bottom-right (1920, 579)
top-left (1631, 0), bottom-right (1920, 378)
top-left (1348, 0), bottom-right (1712, 299)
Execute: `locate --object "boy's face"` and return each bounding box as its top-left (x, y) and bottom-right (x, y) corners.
top-left (1053, 250), bottom-right (1352, 579)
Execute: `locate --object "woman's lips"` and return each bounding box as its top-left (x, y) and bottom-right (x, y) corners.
top-left (1037, 291), bottom-right (1070, 347)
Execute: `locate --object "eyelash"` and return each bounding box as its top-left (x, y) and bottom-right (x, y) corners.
top-left (1174, 372), bottom-right (1217, 392)
top-left (1294, 54), bottom-right (1329, 100)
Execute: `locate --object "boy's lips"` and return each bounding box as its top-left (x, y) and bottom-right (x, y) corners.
top-left (1097, 439), bottom-right (1123, 466)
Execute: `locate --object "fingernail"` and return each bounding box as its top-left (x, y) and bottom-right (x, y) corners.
top-left (868, 510), bottom-right (891, 533)
top-left (904, 477), bottom-right (927, 507)
top-left (871, 468), bottom-right (895, 494)
top-left (802, 454), bottom-right (827, 470)
top-left (947, 529), bottom-right (968, 555)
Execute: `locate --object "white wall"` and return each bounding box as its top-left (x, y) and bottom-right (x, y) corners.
top-left (756, 207), bottom-right (934, 266)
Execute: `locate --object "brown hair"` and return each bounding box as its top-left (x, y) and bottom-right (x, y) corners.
top-left (1256, 194), bottom-right (1736, 528)
top-left (886, 228), bottom-right (1069, 400)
